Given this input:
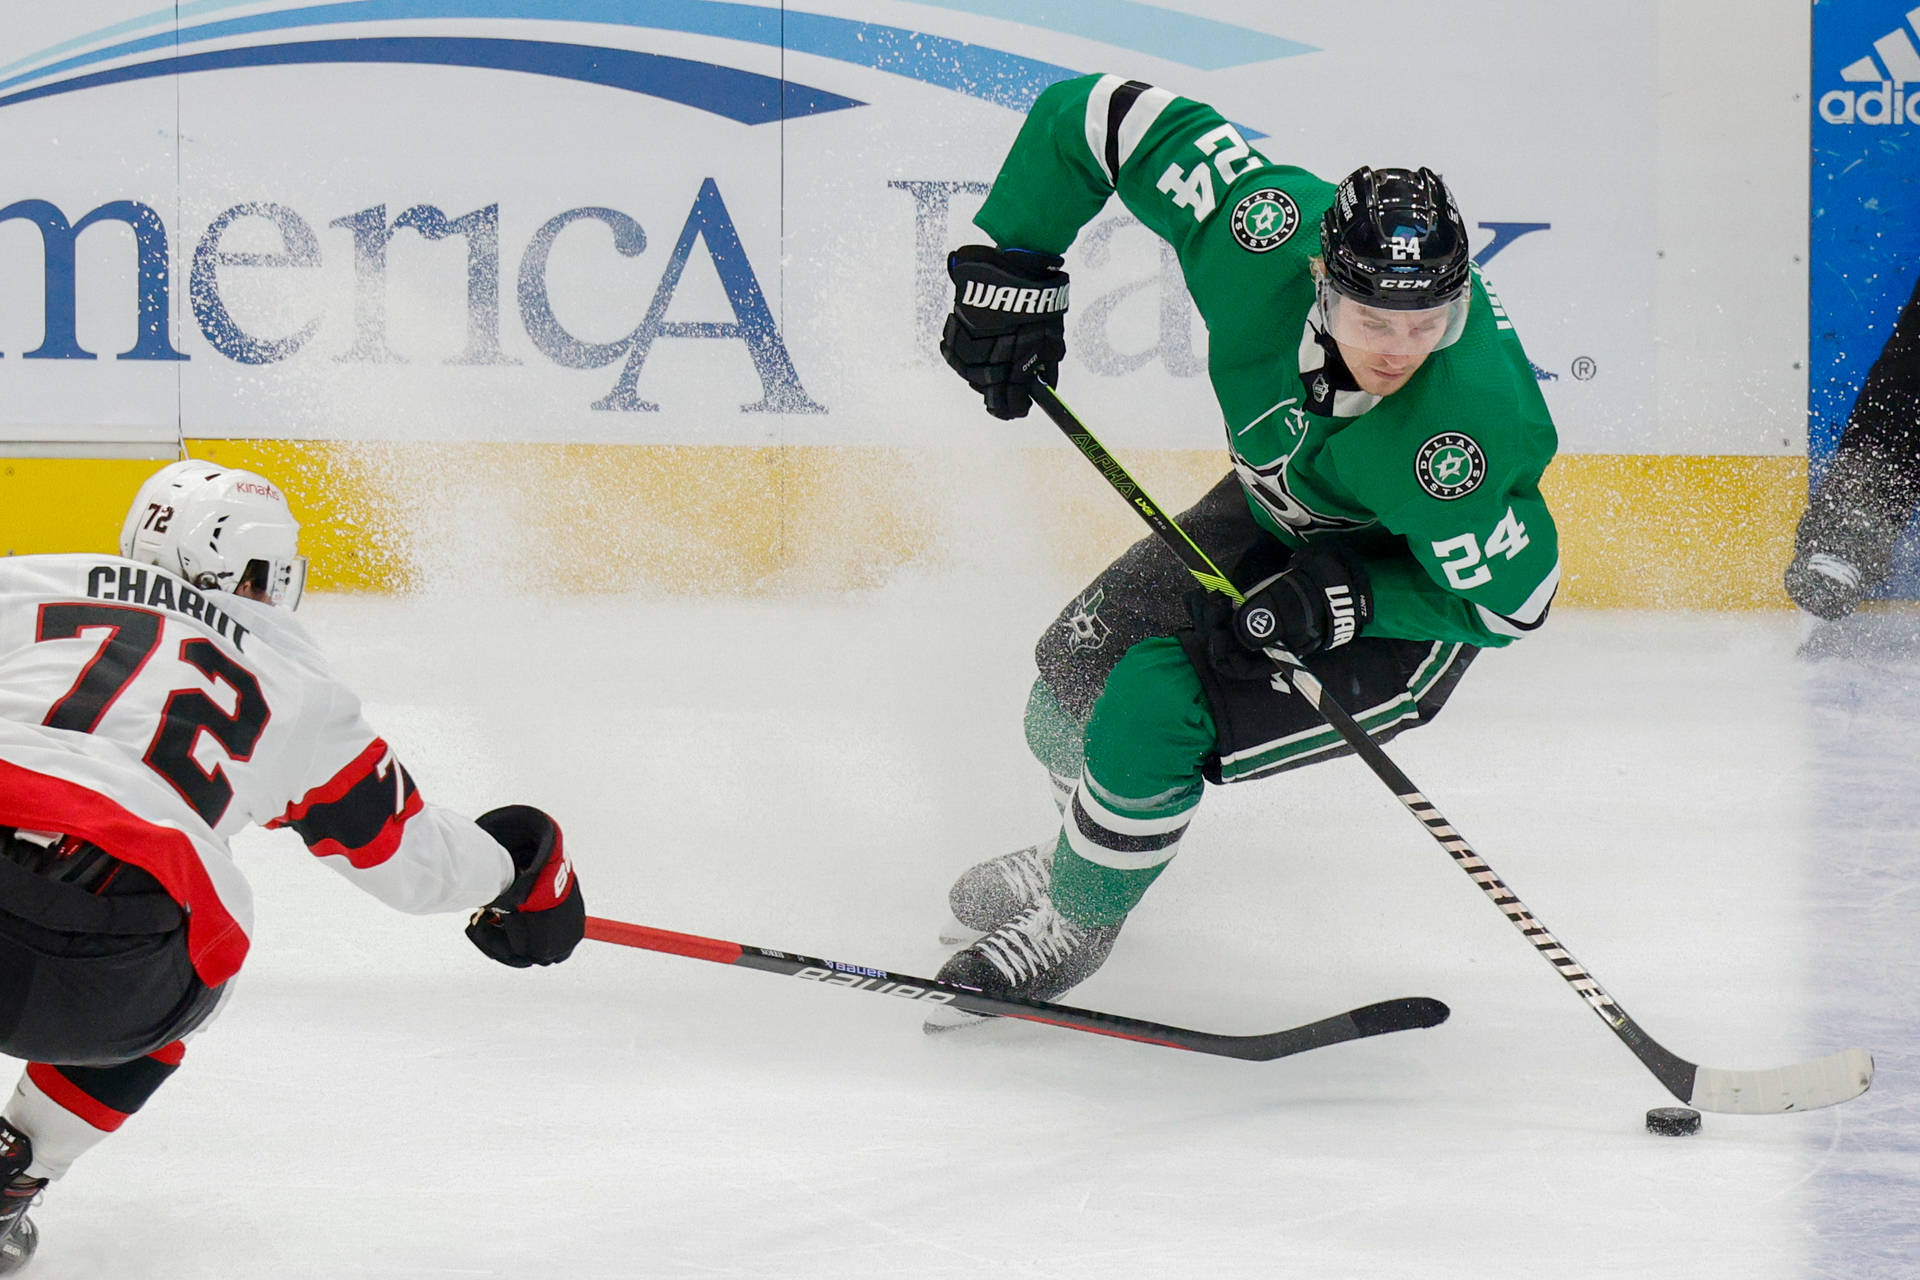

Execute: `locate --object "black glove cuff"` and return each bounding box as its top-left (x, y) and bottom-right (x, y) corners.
top-left (475, 804), bottom-right (558, 911)
top-left (950, 243), bottom-right (1065, 279)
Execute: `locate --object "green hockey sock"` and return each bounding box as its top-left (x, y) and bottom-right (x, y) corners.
top-left (1051, 825), bottom-right (1169, 927)
top-left (1024, 678), bottom-right (1085, 807)
top-left (1049, 637), bottom-right (1215, 926)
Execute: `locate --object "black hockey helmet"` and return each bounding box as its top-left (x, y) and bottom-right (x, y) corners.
top-left (1319, 166), bottom-right (1471, 310)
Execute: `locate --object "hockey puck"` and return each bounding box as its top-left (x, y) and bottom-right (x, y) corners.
top-left (1646, 1107), bottom-right (1702, 1137)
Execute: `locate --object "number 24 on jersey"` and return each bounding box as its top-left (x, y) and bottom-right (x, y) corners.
top-left (1156, 125), bottom-right (1265, 222)
top-left (1431, 508), bottom-right (1529, 590)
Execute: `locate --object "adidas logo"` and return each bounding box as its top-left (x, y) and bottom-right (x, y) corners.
top-left (1819, 8), bottom-right (1920, 125)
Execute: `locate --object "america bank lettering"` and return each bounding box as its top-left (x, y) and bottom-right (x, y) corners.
top-left (0, 181), bottom-right (1232, 414)
top-left (0, 181), bottom-right (1560, 418)
top-left (0, 5), bottom-right (1602, 431)
top-left (0, 180), bottom-right (823, 413)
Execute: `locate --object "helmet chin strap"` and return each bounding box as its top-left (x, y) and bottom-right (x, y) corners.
top-left (1297, 300), bottom-right (1380, 419)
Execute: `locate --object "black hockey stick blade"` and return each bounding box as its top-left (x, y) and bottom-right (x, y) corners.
top-left (585, 916), bottom-right (1447, 1063)
top-left (945, 992), bottom-right (1450, 1062)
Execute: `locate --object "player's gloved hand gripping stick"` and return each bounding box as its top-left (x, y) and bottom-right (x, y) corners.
top-left (1028, 381), bottom-right (1875, 1115)
top-left (939, 246), bottom-right (1070, 421)
top-left (466, 806), bottom-right (585, 967)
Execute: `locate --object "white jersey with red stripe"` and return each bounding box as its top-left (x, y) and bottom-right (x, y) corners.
top-left (0, 554), bottom-right (513, 985)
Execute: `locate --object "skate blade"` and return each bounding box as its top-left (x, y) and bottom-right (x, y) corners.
top-left (1794, 612), bottom-right (1829, 657)
top-left (0, 1216), bottom-right (38, 1276)
top-left (937, 911), bottom-right (984, 948)
top-left (921, 1004), bottom-right (992, 1035)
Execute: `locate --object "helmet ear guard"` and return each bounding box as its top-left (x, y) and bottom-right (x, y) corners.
top-left (122, 463), bottom-right (308, 609)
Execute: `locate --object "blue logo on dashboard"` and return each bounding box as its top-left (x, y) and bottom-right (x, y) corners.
top-left (0, 0), bottom-right (1317, 123)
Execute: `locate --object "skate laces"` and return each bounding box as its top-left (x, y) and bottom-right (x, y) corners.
top-left (975, 904), bottom-right (1087, 985)
top-left (994, 845), bottom-right (1052, 905)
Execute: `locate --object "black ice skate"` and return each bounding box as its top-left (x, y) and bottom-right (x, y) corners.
top-left (1785, 444), bottom-right (1912, 622)
top-left (924, 899), bottom-right (1122, 1033)
top-left (0, 1122), bottom-right (45, 1276)
top-left (939, 842), bottom-right (1053, 945)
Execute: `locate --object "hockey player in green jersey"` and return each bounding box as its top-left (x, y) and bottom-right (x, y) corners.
top-left (929, 74), bottom-right (1563, 1022)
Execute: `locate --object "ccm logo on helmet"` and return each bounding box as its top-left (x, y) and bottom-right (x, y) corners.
top-left (1378, 278), bottom-right (1434, 290)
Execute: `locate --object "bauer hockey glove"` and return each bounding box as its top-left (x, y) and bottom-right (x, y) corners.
top-left (465, 805), bottom-right (584, 968)
top-left (1188, 543), bottom-right (1374, 680)
top-left (940, 245), bottom-right (1069, 420)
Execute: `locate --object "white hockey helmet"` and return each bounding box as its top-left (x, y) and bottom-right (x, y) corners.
top-left (122, 462), bottom-right (308, 609)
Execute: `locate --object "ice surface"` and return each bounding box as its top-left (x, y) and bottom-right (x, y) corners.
top-left (11, 582), bottom-right (1916, 1279)
top-left (1797, 611), bottom-right (1920, 1279)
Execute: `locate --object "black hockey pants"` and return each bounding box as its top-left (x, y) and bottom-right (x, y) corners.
top-left (0, 829), bottom-right (222, 1068)
top-left (1032, 471), bottom-right (1479, 784)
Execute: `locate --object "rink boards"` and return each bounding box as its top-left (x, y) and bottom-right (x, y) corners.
top-left (0, 0), bottom-right (1883, 605)
top-left (0, 444), bottom-right (1808, 608)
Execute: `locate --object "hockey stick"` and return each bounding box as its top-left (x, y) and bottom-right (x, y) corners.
top-left (584, 915), bottom-right (1446, 1063)
top-left (1030, 381), bottom-right (1874, 1113)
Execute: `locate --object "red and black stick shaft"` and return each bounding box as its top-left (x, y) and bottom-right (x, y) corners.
top-left (584, 915), bottom-right (1444, 1064)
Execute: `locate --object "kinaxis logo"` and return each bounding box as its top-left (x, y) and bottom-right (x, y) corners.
top-left (1818, 6), bottom-right (1920, 125)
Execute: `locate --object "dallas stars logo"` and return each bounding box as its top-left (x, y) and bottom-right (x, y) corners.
top-left (1247, 202), bottom-right (1287, 237)
top-left (1062, 586), bottom-right (1112, 653)
top-left (1415, 432), bottom-right (1487, 500)
top-left (1230, 188), bottom-right (1299, 253)
top-left (1431, 449), bottom-right (1471, 484)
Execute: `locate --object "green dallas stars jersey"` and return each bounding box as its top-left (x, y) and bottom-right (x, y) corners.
top-left (973, 74), bottom-right (1561, 647)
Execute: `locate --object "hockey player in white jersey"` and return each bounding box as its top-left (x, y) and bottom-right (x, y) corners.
top-left (0, 461), bottom-right (585, 1271)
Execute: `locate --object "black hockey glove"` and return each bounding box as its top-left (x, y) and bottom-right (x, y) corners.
top-left (465, 805), bottom-right (584, 968)
top-left (1188, 543), bottom-right (1374, 680)
top-left (939, 244), bottom-right (1069, 420)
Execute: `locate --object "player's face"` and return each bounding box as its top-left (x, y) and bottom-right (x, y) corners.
top-left (1338, 343), bottom-right (1427, 395)
top-left (1327, 298), bottom-right (1458, 395)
